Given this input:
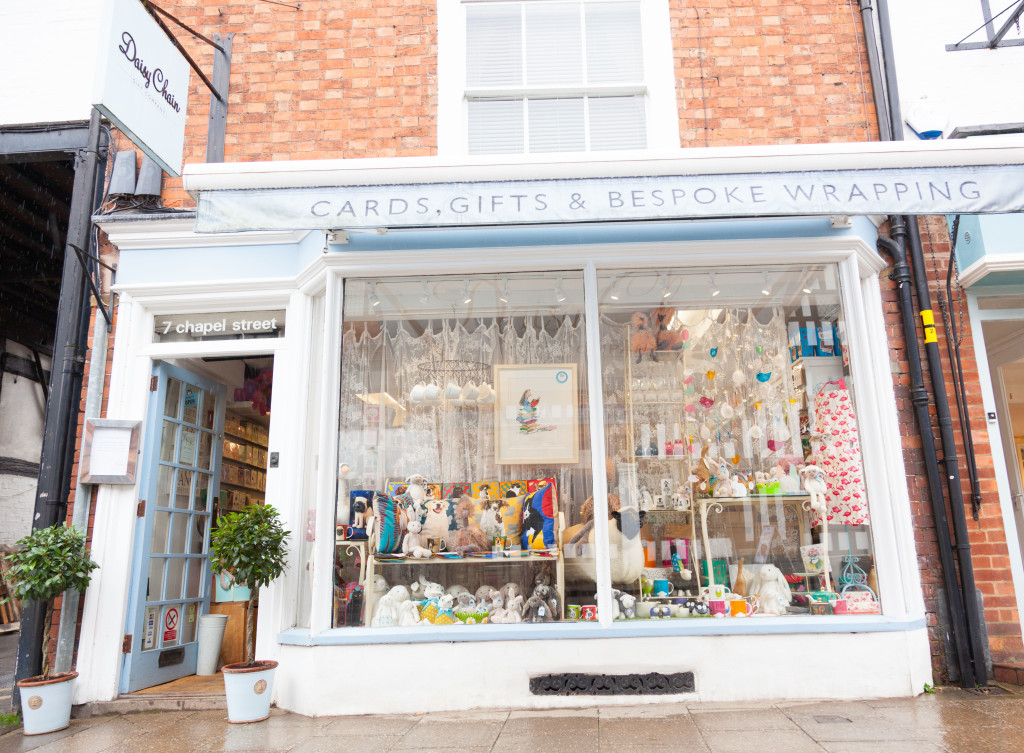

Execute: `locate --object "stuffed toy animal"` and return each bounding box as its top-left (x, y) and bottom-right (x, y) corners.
top-left (382, 585), bottom-right (411, 605)
top-left (371, 594), bottom-right (397, 627)
top-left (499, 582), bottom-right (523, 608)
top-left (446, 584), bottom-right (470, 597)
top-left (564, 505), bottom-right (647, 585)
top-left (402, 519), bottom-right (432, 558)
top-left (372, 574), bottom-right (389, 597)
top-left (694, 447), bottom-right (715, 495)
top-left (475, 585), bottom-right (501, 609)
top-left (351, 495), bottom-right (368, 528)
top-left (429, 593), bottom-right (459, 625)
top-left (630, 311), bottom-right (657, 362)
top-left (615, 590), bottom-right (637, 619)
top-left (651, 306), bottom-right (684, 351)
top-left (489, 594), bottom-right (522, 624)
top-left (410, 575), bottom-right (444, 601)
top-left (444, 495), bottom-right (491, 555)
top-left (522, 595), bottom-right (554, 623)
top-left (562, 494), bottom-right (621, 551)
top-left (404, 473), bottom-right (429, 520)
top-left (397, 599), bottom-right (423, 626)
top-left (712, 457), bottom-right (736, 497)
top-left (455, 592), bottom-right (477, 611)
top-left (750, 563), bottom-right (792, 616)
top-left (531, 583), bottom-right (561, 621)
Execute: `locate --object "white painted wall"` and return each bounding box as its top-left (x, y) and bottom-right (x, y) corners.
top-left (0, 1), bottom-right (106, 126)
top-left (888, 2), bottom-right (1024, 133)
top-left (275, 629), bottom-right (933, 716)
top-left (0, 340), bottom-right (49, 547)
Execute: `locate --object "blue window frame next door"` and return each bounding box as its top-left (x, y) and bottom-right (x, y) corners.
top-left (120, 361), bottom-right (226, 693)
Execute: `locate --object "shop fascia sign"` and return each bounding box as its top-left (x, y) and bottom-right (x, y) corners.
top-left (93, 0), bottom-right (190, 177)
top-left (195, 164), bottom-right (1024, 233)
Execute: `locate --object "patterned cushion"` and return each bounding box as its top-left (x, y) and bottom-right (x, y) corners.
top-left (521, 483), bottom-right (556, 550)
top-left (465, 494), bottom-right (527, 541)
top-left (372, 492), bottom-right (406, 554)
top-left (420, 496), bottom-right (458, 539)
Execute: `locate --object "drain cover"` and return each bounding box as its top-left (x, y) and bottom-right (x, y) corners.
top-left (813, 715), bottom-right (852, 724)
top-left (964, 686), bottom-right (1010, 696)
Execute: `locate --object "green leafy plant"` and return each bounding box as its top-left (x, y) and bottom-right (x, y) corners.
top-left (923, 683), bottom-right (936, 694)
top-left (2, 523), bottom-right (98, 679)
top-left (209, 504), bottom-right (289, 667)
top-left (1, 711), bottom-right (20, 729)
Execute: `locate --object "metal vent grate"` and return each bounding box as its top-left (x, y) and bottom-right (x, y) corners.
top-left (530, 672), bottom-right (695, 696)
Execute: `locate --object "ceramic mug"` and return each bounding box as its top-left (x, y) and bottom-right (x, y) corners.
top-left (581, 605), bottom-right (598, 621)
top-left (709, 599), bottom-right (728, 616)
top-left (410, 382), bottom-right (426, 404)
top-left (653, 579), bottom-right (674, 597)
top-left (729, 600), bottom-right (755, 617)
top-left (477, 383), bottom-right (496, 404)
top-left (705, 583), bottom-right (732, 599)
top-left (423, 383), bottom-right (441, 402)
top-left (567, 604), bottom-right (582, 620)
top-left (461, 381), bottom-right (480, 401)
top-left (445, 382), bottom-right (461, 400)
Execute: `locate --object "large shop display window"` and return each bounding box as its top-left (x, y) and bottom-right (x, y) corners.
top-left (334, 273), bottom-right (596, 628)
top-left (597, 266), bottom-right (880, 620)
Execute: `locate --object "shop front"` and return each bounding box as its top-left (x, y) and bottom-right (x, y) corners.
top-left (76, 143), bottom-right (1024, 714)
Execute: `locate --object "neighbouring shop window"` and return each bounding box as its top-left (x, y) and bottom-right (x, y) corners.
top-left (597, 266), bottom-right (881, 620)
top-left (334, 273), bottom-right (596, 628)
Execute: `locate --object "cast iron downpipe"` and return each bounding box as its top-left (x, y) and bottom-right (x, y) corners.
top-left (873, 0), bottom-right (989, 685)
top-left (14, 108), bottom-right (105, 704)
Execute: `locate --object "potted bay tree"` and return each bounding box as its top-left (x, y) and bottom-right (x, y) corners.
top-left (3, 523), bottom-right (98, 735)
top-left (209, 503), bottom-right (289, 723)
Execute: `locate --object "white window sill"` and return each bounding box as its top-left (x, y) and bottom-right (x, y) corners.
top-left (278, 615), bottom-right (926, 646)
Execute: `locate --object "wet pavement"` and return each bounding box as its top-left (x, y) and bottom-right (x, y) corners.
top-left (0, 632), bottom-right (16, 713)
top-left (2, 688), bottom-right (1024, 753)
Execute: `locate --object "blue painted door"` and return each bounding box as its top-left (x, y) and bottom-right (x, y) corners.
top-left (121, 361), bottom-right (226, 693)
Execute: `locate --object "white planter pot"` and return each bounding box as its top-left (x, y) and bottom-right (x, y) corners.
top-left (17, 671), bottom-right (77, 735)
top-left (222, 661), bottom-right (277, 723)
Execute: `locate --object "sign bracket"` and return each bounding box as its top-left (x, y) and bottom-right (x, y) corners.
top-left (142, 1), bottom-right (226, 103)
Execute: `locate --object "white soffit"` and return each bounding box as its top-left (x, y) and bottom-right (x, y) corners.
top-left (182, 137), bottom-right (1024, 194)
top-left (96, 217), bottom-right (309, 250)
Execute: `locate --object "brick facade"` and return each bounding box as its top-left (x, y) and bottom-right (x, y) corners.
top-left (69, 0), bottom-right (1021, 683)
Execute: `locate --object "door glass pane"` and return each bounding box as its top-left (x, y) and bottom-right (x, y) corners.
top-left (169, 513), bottom-right (190, 554)
top-left (198, 431), bottom-right (213, 470)
top-left (183, 385), bottom-right (200, 425)
top-left (201, 390), bottom-right (217, 429)
top-left (165, 558), bottom-right (186, 600)
top-left (190, 515), bottom-right (208, 555)
top-left (174, 470), bottom-right (193, 509)
top-left (195, 473), bottom-right (211, 512)
top-left (151, 511), bottom-right (170, 555)
top-left (185, 558), bottom-right (204, 598)
top-left (156, 465), bottom-right (173, 508)
top-left (164, 378), bottom-right (182, 418)
top-left (180, 605), bottom-right (197, 643)
top-left (161, 605), bottom-right (181, 647)
top-left (160, 421), bottom-right (178, 462)
top-left (147, 558), bottom-right (166, 601)
top-left (179, 427), bottom-right (198, 466)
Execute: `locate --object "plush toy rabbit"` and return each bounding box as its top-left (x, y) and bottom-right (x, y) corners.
top-left (750, 563), bottom-right (792, 616)
top-left (402, 519), bottom-right (432, 558)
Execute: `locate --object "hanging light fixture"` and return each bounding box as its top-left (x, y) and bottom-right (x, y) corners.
top-left (461, 281), bottom-right (473, 305)
top-left (660, 272), bottom-right (671, 299)
top-left (554, 277), bottom-right (567, 303)
top-left (499, 279), bottom-right (511, 304)
top-left (369, 282), bottom-right (381, 307)
top-left (609, 276), bottom-right (622, 301)
top-left (709, 272), bottom-right (721, 298)
top-left (420, 282), bottom-right (430, 304)
top-left (761, 273), bottom-right (772, 297)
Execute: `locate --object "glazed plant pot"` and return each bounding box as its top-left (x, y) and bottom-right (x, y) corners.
top-left (17, 671), bottom-right (77, 735)
top-left (222, 661), bottom-right (278, 723)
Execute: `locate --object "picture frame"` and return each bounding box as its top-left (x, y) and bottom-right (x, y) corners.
top-left (80, 419), bottom-right (142, 484)
top-left (494, 363), bottom-right (579, 465)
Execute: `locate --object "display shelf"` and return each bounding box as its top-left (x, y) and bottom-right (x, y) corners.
top-left (371, 551), bottom-right (558, 566)
top-left (220, 480), bottom-right (266, 495)
top-left (222, 456), bottom-right (266, 471)
top-left (224, 431), bottom-right (267, 448)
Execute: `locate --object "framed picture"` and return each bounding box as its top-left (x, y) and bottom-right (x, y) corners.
top-left (494, 364), bottom-right (579, 465)
top-left (80, 419), bottom-right (142, 484)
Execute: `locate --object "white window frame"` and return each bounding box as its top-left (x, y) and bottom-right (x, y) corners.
top-left (437, 0), bottom-right (680, 155)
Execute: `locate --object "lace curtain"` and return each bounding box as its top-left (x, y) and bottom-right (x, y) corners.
top-left (339, 314), bottom-right (591, 515)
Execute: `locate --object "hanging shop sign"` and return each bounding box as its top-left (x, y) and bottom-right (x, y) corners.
top-left (154, 310), bottom-right (286, 343)
top-left (195, 165), bottom-right (1024, 233)
top-left (93, 0), bottom-right (190, 177)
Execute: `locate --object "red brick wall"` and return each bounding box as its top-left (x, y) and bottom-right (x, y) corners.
top-left (671, 0), bottom-right (878, 146)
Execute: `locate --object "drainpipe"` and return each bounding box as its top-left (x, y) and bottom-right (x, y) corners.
top-left (857, 0), bottom-right (891, 141)
top-left (874, 0), bottom-right (988, 686)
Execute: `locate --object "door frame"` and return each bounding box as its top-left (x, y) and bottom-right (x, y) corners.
top-left (119, 360), bottom-right (227, 692)
top-left (966, 291), bottom-right (1024, 637)
top-left (72, 286), bottom-right (307, 703)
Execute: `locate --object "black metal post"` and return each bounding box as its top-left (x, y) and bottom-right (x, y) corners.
top-left (14, 108), bottom-right (104, 703)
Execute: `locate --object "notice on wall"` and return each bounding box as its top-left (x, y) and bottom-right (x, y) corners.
top-left (88, 426), bottom-right (132, 477)
top-left (163, 606), bottom-right (179, 642)
top-left (143, 605), bottom-right (158, 650)
top-left (81, 419), bottom-right (141, 484)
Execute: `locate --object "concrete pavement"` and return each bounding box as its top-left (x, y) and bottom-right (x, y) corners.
top-left (3, 687), bottom-right (1024, 753)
